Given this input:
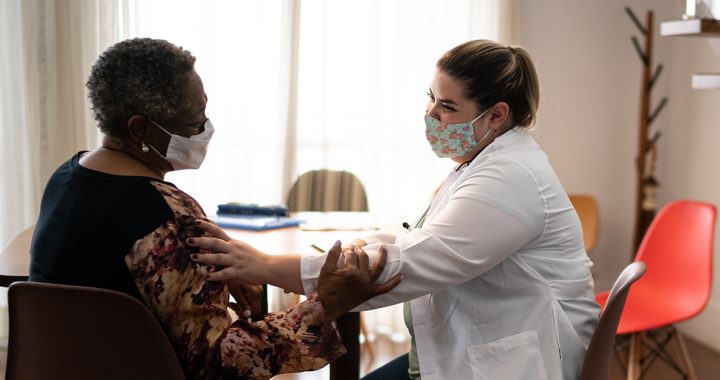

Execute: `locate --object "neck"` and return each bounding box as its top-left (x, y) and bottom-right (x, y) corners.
top-left (101, 137), bottom-right (167, 179)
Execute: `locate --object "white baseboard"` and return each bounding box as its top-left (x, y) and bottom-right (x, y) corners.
top-left (677, 298), bottom-right (720, 352)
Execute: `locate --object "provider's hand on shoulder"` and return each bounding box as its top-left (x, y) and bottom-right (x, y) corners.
top-left (186, 220), bottom-right (270, 284)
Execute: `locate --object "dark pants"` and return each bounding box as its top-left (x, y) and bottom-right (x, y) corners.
top-left (361, 353), bottom-right (412, 380)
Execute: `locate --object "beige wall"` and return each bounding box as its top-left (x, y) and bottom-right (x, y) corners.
top-left (518, 0), bottom-right (720, 350)
top-left (663, 31), bottom-right (720, 351)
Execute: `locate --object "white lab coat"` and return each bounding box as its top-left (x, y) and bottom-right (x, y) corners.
top-left (301, 127), bottom-right (600, 380)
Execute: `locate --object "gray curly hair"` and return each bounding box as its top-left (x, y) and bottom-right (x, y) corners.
top-left (86, 38), bottom-right (196, 136)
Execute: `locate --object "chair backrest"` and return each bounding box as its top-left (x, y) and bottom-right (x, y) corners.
top-left (632, 200), bottom-right (716, 326)
top-left (580, 261), bottom-right (646, 380)
top-left (286, 169), bottom-right (368, 212)
top-left (7, 281), bottom-right (185, 380)
top-left (568, 194), bottom-right (599, 252)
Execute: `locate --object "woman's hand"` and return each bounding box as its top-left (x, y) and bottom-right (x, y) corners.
top-left (186, 220), bottom-right (270, 285)
top-left (318, 242), bottom-right (402, 321)
top-left (228, 280), bottom-right (264, 321)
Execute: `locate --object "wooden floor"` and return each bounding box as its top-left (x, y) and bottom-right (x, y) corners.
top-left (273, 334), bottom-right (720, 380)
top-left (1, 334), bottom-right (719, 379)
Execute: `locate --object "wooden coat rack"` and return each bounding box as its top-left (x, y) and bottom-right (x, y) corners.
top-left (626, 7), bottom-right (669, 256)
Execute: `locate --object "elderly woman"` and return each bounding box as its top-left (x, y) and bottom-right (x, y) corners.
top-left (29, 38), bottom-right (401, 380)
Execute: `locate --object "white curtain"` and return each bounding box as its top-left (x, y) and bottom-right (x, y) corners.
top-left (293, 0), bottom-right (512, 341)
top-left (122, 0), bottom-right (294, 212)
top-left (0, 0), bottom-right (119, 249)
top-left (295, 0), bottom-right (512, 220)
top-left (122, 0), bottom-right (513, 218)
top-left (0, 0), bottom-right (121, 339)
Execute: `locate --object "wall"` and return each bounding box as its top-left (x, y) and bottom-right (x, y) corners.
top-left (518, 0), bottom-right (720, 351)
top-left (662, 30), bottom-right (720, 351)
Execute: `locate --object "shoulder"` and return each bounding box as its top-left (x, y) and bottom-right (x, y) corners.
top-left (455, 154), bottom-right (548, 234)
top-left (150, 181), bottom-right (206, 218)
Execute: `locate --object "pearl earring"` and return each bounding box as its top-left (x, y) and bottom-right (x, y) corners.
top-left (141, 142), bottom-right (149, 153)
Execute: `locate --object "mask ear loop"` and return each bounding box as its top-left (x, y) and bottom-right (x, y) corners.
top-left (142, 118), bottom-right (172, 157)
top-left (472, 107), bottom-right (494, 145)
top-left (477, 128), bottom-right (494, 145)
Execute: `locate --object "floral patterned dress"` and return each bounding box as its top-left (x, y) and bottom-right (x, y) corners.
top-left (30, 154), bottom-right (345, 380)
top-left (125, 182), bottom-right (346, 379)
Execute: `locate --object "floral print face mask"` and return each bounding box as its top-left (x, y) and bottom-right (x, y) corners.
top-left (424, 108), bottom-right (490, 158)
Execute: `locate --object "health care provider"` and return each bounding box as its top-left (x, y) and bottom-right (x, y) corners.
top-left (188, 39), bottom-right (601, 380)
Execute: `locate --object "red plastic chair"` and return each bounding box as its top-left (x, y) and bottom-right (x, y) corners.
top-left (595, 200), bottom-right (716, 380)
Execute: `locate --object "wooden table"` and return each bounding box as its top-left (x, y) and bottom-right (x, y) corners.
top-left (0, 225), bottom-right (33, 286)
top-left (0, 213), bottom-right (392, 380)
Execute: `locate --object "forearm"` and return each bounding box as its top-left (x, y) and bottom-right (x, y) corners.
top-left (263, 254), bottom-right (304, 294)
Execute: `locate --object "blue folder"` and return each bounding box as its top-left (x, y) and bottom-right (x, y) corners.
top-left (216, 203), bottom-right (289, 217)
top-left (212, 214), bottom-right (304, 231)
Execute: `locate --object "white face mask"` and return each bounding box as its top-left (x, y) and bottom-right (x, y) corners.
top-left (148, 119), bottom-right (214, 170)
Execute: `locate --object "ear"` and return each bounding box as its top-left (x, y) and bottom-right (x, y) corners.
top-left (487, 102), bottom-right (510, 131)
top-left (127, 115), bottom-right (151, 144)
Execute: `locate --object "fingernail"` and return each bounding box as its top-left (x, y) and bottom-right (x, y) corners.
top-left (244, 310), bottom-right (251, 318)
top-left (334, 240), bottom-right (341, 248)
top-left (191, 253), bottom-right (198, 260)
top-left (187, 238), bottom-right (195, 244)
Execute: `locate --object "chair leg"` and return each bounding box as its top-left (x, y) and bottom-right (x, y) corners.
top-left (627, 332), bottom-right (643, 380)
top-left (671, 326), bottom-right (697, 380)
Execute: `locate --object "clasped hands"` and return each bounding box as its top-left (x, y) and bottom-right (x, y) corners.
top-left (186, 220), bottom-right (402, 321)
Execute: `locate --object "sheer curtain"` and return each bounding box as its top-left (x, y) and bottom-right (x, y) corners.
top-left (294, 0), bottom-right (512, 341)
top-left (123, 0), bottom-right (512, 218)
top-left (123, 0), bottom-right (294, 211)
top-left (0, 0), bottom-right (119, 249)
top-left (0, 0), bottom-right (120, 338)
top-left (295, 0), bottom-right (511, 218)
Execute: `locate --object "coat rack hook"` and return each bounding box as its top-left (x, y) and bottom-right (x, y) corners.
top-left (648, 97), bottom-right (669, 126)
top-left (632, 36), bottom-right (648, 66)
top-left (649, 64), bottom-right (664, 91)
top-left (625, 7), bottom-right (647, 35)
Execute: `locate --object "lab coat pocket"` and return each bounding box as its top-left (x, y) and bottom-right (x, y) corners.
top-left (467, 329), bottom-right (548, 380)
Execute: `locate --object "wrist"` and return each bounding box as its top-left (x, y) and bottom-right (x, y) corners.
top-left (316, 291), bottom-right (342, 321)
top-left (264, 254), bottom-right (304, 293)
top-left (258, 253), bottom-right (277, 284)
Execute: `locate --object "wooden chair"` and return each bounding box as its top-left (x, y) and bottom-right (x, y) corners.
top-left (569, 194), bottom-right (599, 253)
top-left (581, 262), bottom-right (646, 380)
top-left (6, 281), bottom-right (185, 380)
top-left (287, 169), bottom-right (368, 212)
top-left (286, 169), bottom-right (373, 376)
